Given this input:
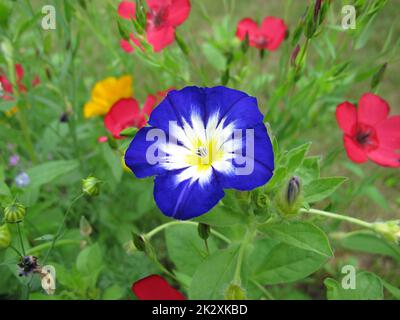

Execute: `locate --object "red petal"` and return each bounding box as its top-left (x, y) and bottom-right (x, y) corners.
top-left (368, 147), bottom-right (400, 168)
top-left (140, 94), bottom-right (157, 124)
top-left (118, 1), bottom-right (136, 20)
top-left (236, 18), bottom-right (259, 42)
top-left (15, 64), bottom-right (24, 81)
top-left (104, 98), bottom-right (141, 139)
top-left (146, 24), bottom-right (175, 52)
top-left (336, 101), bottom-right (357, 135)
top-left (132, 275), bottom-right (186, 300)
top-left (166, 0), bottom-right (191, 26)
top-left (120, 33), bottom-right (143, 53)
top-left (120, 39), bottom-right (134, 53)
top-left (376, 116), bottom-right (400, 150)
top-left (31, 75), bottom-right (40, 87)
top-left (357, 93), bottom-right (389, 126)
top-left (0, 75), bottom-right (13, 94)
top-left (343, 135), bottom-right (368, 163)
top-left (260, 16), bottom-right (287, 51)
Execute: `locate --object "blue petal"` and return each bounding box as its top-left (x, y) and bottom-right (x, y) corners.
top-left (153, 171), bottom-right (225, 220)
top-left (216, 123), bottom-right (274, 190)
top-left (204, 86), bottom-right (263, 129)
top-left (148, 86), bottom-right (206, 134)
top-left (125, 127), bottom-right (167, 178)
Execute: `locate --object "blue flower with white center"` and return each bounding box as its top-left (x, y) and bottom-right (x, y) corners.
top-left (125, 86), bottom-right (274, 220)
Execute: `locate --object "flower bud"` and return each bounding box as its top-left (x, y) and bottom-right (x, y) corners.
top-left (197, 223), bottom-right (211, 241)
top-left (290, 44), bottom-right (300, 67)
top-left (224, 283), bottom-right (246, 300)
top-left (313, 0), bottom-right (322, 23)
top-left (132, 232), bottom-right (146, 252)
top-left (373, 220), bottom-right (400, 244)
top-left (287, 176), bottom-right (301, 206)
top-left (79, 216), bottom-right (92, 237)
top-left (275, 176), bottom-right (303, 217)
top-left (0, 224), bottom-right (11, 249)
top-left (371, 62), bottom-right (387, 90)
top-left (82, 176), bottom-right (101, 197)
top-left (4, 201), bottom-right (26, 223)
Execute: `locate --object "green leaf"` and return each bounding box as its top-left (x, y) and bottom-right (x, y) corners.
top-left (189, 245), bottom-right (240, 299)
top-left (295, 156), bottom-right (320, 185)
top-left (338, 231), bottom-right (400, 262)
top-left (250, 238), bottom-right (328, 285)
top-left (201, 43), bottom-right (226, 71)
top-left (285, 143), bottom-right (311, 173)
top-left (195, 190), bottom-right (246, 226)
top-left (259, 221), bottom-right (333, 257)
top-left (381, 279), bottom-right (400, 300)
top-left (324, 271), bottom-right (383, 300)
top-left (304, 177), bottom-right (347, 203)
top-left (102, 285), bottom-right (126, 300)
top-left (101, 143), bottom-right (123, 183)
top-left (76, 243), bottom-right (103, 276)
top-left (165, 224), bottom-right (217, 276)
top-left (362, 186), bottom-right (390, 211)
top-left (26, 160), bottom-right (79, 189)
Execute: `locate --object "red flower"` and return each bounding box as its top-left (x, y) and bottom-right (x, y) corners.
top-left (145, 0), bottom-right (191, 52)
top-left (117, 0), bottom-right (190, 53)
top-left (236, 17), bottom-right (287, 51)
top-left (0, 64), bottom-right (40, 101)
top-left (104, 89), bottom-right (171, 139)
top-left (132, 275), bottom-right (186, 300)
top-left (336, 93), bottom-right (400, 168)
top-left (118, 1), bottom-right (136, 19)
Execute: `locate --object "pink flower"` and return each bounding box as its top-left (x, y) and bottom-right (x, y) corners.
top-left (236, 17), bottom-right (287, 51)
top-left (336, 93), bottom-right (400, 167)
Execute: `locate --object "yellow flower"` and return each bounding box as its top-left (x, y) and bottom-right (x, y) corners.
top-left (83, 75), bottom-right (133, 118)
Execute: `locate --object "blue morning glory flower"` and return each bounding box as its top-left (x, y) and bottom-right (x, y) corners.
top-left (125, 86), bottom-right (274, 220)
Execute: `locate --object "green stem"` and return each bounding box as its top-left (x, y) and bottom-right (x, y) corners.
top-left (301, 208), bottom-right (373, 229)
top-left (16, 223), bottom-right (26, 256)
top-left (251, 280), bottom-right (275, 300)
top-left (233, 228), bottom-right (253, 285)
top-left (145, 221), bottom-right (231, 244)
top-left (43, 193), bottom-right (84, 264)
top-left (27, 239), bottom-right (81, 255)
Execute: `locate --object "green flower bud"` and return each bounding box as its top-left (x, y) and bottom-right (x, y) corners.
top-left (371, 62), bottom-right (387, 90)
top-left (132, 232), bottom-right (146, 252)
top-left (197, 223), bottom-right (211, 241)
top-left (79, 216), bottom-right (92, 237)
top-left (224, 283), bottom-right (246, 300)
top-left (3, 201), bottom-right (26, 223)
top-left (373, 220), bottom-right (400, 244)
top-left (275, 176), bottom-right (303, 217)
top-left (82, 176), bottom-right (101, 197)
top-left (0, 224), bottom-right (11, 249)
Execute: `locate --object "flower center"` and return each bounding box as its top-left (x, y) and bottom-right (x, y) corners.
top-left (354, 123), bottom-right (379, 152)
top-left (185, 138), bottom-right (224, 172)
top-left (149, 8), bottom-right (168, 28)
